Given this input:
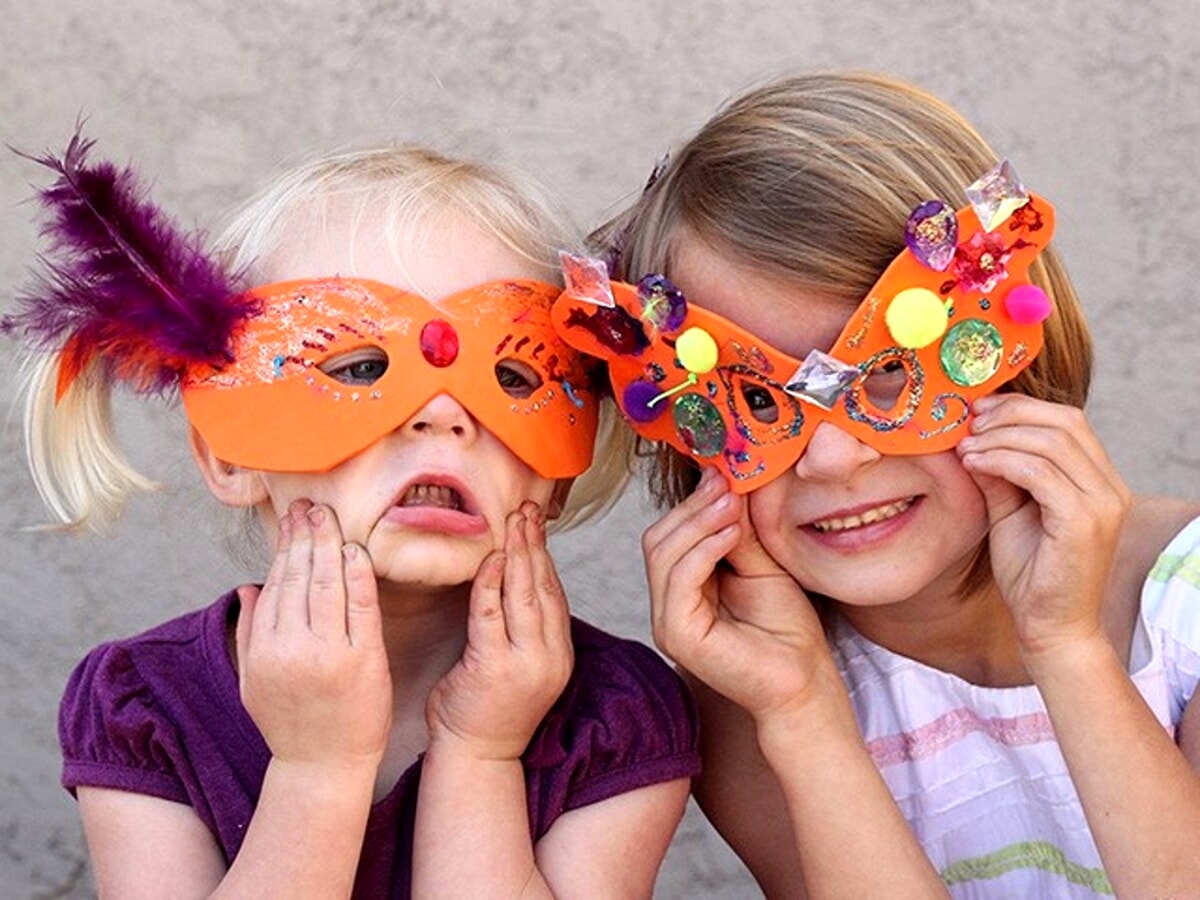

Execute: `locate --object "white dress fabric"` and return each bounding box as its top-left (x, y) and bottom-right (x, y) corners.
top-left (829, 517), bottom-right (1200, 898)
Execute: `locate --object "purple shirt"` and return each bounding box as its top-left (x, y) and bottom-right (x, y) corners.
top-left (60, 591), bottom-right (699, 898)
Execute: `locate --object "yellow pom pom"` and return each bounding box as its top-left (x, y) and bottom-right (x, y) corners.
top-left (675, 326), bottom-right (719, 373)
top-left (885, 288), bottom-right (948, 349)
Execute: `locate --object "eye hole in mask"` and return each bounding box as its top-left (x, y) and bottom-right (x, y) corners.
top-left (495, 359), bottom-right (544, 399)
top-left (319, 346), bottom-right (390, 385)
top-left (859, 358), bottom-right (911, 412)
top-left (739, 383), bottom-right (779, 424)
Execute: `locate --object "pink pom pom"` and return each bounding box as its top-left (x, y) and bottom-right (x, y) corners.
top-left (1003, 284), bottom-right (1052, 325)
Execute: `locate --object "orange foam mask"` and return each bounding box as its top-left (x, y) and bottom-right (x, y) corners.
top-left (552, 174), bottom-right (1054, 492)
top-left (182, 278), bottom-right (599, 477)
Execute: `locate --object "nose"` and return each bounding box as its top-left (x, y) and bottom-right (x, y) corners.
top-left (792, 420), bottom-right (881, 481)
top-left (404, 392), bottom-right (478, 440)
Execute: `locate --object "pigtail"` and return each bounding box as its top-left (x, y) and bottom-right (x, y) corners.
top-left (19, 349), bottom-right (158, 530)
top-left (5, 130), bottom-right (251, 530)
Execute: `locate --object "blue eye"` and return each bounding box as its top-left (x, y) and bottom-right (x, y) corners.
top-left (319, 347), bottom-right (389, 385)
top-left (495, 359), bottom-right (543, 399)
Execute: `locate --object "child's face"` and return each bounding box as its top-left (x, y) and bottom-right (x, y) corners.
top-left (246, 209), bottom-right (563, 591)
top-left (670, 237), bottom-right (991, 608)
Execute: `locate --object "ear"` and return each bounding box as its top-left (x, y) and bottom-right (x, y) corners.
top-left (188, 426), bottom-right (269, 508)
top-left (546, 478), bottom-right (574, 520)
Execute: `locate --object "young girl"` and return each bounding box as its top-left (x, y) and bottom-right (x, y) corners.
top-left (8, 136), bottom-right (699, 897)
top-left (554, 73), bottom-right (1200, 897)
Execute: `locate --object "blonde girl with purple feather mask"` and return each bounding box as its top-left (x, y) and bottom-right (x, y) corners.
top-left (596, 72), bottom-right (1200, 898)
top-left (8, 140), bottom-right (698, 899)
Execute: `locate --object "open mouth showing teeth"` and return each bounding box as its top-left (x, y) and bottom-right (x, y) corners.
top-left (401, 484), bottom-right (464, 511)
top-left (811, 497), bottom-right (915, 533)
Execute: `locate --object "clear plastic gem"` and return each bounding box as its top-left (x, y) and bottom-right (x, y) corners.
top-left (783, 349), bottom-right (860, 409)
top-left (965, 160), bottom-right (1029, 232)
top-left (559, 251), bottom-right (614, 307)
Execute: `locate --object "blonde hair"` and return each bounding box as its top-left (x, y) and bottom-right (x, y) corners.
top-left (22, 144), bottom-right (631, 532)
top-left (596, 71), bottom-right (1092, 511)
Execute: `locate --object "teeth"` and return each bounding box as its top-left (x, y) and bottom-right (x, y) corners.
top-left (811, 497), bottom-right (914, 533)
top-left (401, 484), bottom-right (462, 510)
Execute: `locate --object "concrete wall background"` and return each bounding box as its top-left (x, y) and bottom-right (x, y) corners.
top-left (2, 1), bottom-right (1198, 897)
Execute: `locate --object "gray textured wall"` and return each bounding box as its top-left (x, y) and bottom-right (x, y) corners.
top-left (2, 2), bottom-right (1198, 897)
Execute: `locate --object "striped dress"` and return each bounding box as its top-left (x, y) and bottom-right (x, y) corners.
top-left (830, 517), bottom-right (1200, 898)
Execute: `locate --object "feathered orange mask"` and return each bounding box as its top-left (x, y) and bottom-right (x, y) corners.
top-left (5, 133), bottom-right (598, 479)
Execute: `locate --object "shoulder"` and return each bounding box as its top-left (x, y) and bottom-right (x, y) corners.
top-left (59, 591), bottom-right (245, 800)
top-left (1105, 497), bottom-right (1200, 661)
top-left (63, 592), bottom-right (235, 707)
top-left (1140, 515), bottom-right (1200, 636)
top-left (521, 619), bottom-right (700, 831)
top-left (567, 618), bottom-right (695, 701)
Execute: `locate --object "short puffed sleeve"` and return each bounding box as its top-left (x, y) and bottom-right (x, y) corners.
top-left (521, 618), bottom-right (700, 838)
top-left (59, 641), bottom-right (191, 804)
top-left (1136, 516), bottom-right (1200, 727)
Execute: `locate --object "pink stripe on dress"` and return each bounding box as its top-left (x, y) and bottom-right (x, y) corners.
top-left (867, 707), bottom-right (1056, 767)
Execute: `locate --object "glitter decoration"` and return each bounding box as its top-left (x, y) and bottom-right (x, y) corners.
top-left (1003, 284), bottom-right (1053, 325)
top-left (420, 319), bottom-right (458, 367)
top-left (905, 200), bottom-right (958, 271)
top-left (673, 393), bottom-right (727, 458)
top-left (966, 159), bottom-right (1029, 231)
top-left (559, 251), bottom-right (614, 308)
top-left (784, 349), bottom-right (861, 409)
top-left (845, 296), bottom-right (879, 349)
top-left (939, 319), bottom-right (1003, 387)
top-left (885, 288), bottom-right (949, 348)
top-left (843, 348), bottom-right (923, 431)
top-left (637, 274), bottom-right (688, 331)
top-left (623, 379), bottom-right (666, 423)
top-left (919, 393), bottom-right (971, 439)
top-left (952, 231), bottom-right (1011, 294)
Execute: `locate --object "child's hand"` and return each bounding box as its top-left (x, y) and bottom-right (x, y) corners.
top-left (424, 501), bottom-right (573, 761)
top-left (643, 468), bottom-right (831, 721)
top-left (958, 395), bottom-right (1132, 656)
top-left (236, 500), bottom-right (393, 772)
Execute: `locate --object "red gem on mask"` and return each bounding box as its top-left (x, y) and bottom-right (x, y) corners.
top-left (420, 319), bottom-right (458, 367)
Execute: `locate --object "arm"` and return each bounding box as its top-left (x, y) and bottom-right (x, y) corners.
top-left (960, 394), bottom-right (1200, 897)
top-left (534, 778), bottom-right (689, 898)
top-left (82, 501), bottom-right (393, 898)
top-left (643, 468), bottom-right (948, 899)
top-left (414, 505), bottom-right (693, 897)
top-left (412, 503), bottom-right (572, 898)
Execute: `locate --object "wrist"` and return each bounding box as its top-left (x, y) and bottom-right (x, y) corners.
top-left (425, 725), bottom-right (528, 767)
top-left (264, 755), bottom-right (380, 812)
top-left (1020, 628), bottom-right (1119, 682)
top-left (752, 659), bottom-right (861, 763)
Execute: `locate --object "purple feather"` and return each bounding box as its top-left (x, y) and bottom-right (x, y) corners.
top-left (2, 130), bottom-right (256, 395)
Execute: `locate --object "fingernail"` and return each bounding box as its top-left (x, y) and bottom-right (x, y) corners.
top-left (342, 542), bottom-right (359, 560)
top-left (308, 506), bottom-right (325, 526)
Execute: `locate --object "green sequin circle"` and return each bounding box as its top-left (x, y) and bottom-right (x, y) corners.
top-left (673, 393), bottom-right (727, 458)
top-left (939, 319), bottom-right (1003, 387)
